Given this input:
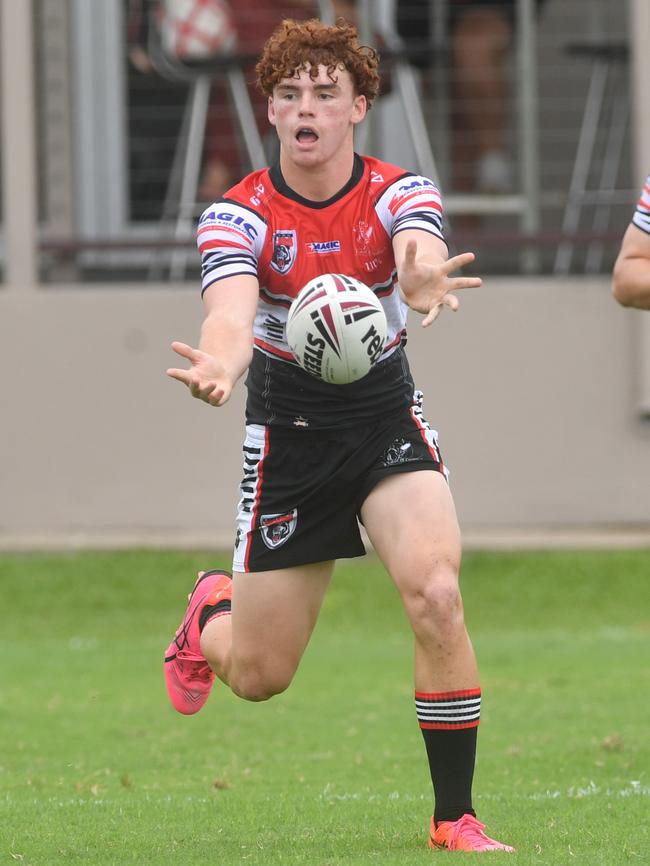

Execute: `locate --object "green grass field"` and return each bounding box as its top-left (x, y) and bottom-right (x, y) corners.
top-left (1, 549), bottom-right (649, 865)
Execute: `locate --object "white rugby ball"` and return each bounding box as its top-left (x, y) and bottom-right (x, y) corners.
top-left (286, 274), bottom-right (387, 384)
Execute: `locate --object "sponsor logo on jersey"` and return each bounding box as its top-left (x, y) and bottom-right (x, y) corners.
top-left (259, 509), bottom-right (298, 549)
top-left (270, 230), bottom-right (297, 274)
top-left (398, 178), bottom-right (436, 193)
top-left (199, 210), bottom-right (259, 240)
top-left (250, 181), bottom-right (266, 206)
top-left (305, 240), bottom-right (341, 254)
top-left (388, 178), bottom-right (440, 215)
top-left (370, 171), bottom-right (384, 183)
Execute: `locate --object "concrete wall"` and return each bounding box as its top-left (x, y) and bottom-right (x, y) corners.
top-left (1, 2), bottom-right (648, 550)
top-left (1, 277), bottom-right (649, 549)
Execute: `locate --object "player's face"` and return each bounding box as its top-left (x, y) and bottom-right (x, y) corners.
top-left (268, 65), bottom-right (366, 168)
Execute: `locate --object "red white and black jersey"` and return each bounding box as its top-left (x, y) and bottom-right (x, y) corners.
top-left (197, 154), bottom-right (446, 428)
top-left (632, 175), bottom-right (650, 235)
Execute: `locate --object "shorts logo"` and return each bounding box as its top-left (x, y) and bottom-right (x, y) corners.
top-left (306, 240), bottom-right (341, 254)
top-left (259, 508), bottom-right (298, 549)
top-left (270, 230), bottom-right (297, 274)
top-left (381, 437), bottom-right (418, 466)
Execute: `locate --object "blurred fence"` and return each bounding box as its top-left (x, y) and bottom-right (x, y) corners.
top-left (9, 0), bottom-right (635, 283)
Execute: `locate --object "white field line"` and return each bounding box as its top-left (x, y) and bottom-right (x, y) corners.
top-left (317, 780), bottom-right (649, 803)
top-left (7, 781), bottom-right (648, 808)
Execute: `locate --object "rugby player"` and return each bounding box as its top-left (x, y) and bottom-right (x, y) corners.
top-left (612, 175), bottom-right (650, 310)
top-left (164, 17), bottom-right (513, 852)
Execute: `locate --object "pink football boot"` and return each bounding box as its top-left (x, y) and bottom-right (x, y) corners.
top-left (164, 569), bottom-right (232, 715)
top-left (429, 814), bottom-right (515, 852)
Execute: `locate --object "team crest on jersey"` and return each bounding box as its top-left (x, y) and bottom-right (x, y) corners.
top-left (259, 508), bottom-right (298, 549)
top-left (270, 230), bottom-right (297, 274)
top-left (353, 220), bottom-right (382, 272)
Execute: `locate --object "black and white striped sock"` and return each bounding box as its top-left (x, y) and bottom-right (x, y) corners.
top-left (415, 688), bottom-right (481, 823)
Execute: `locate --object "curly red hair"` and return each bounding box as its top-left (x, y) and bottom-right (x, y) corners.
top-left (256, 19), bottom-right (380, 106)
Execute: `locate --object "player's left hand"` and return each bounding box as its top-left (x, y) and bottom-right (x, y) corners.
top-left (398, 240), bottom-right (482, 327)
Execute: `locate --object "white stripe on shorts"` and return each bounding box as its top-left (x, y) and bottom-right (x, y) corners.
top-left (409, 390), bottom-right (449, 480)
top-left (233, 424), bottom-right (268, 572)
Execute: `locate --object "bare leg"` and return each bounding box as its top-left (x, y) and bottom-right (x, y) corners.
top-left (361, 471), bottom-right (477, 690)
top-left (200, 560), bottom-right (334, 701)
top-left (361, 470), bottom-right (481, 826)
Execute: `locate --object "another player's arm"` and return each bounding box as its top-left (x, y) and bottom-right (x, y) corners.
top-left (612, 224), bottom-right (650, 310)
top-left (167, 274), bottom-right (259, 407)
top-left (393, 229), bottom-right (482, 326)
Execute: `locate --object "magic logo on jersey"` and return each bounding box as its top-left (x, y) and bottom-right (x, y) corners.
top-left (270, 230), bottom-right (297, 274)
top-left (306, 240), bottom-right (341, 255)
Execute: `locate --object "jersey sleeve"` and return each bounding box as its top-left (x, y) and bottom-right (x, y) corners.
top-left (632, 176), bottom-right (650, 235)
top-left (196, 201), bottom-right (267, 295)
top-left (374, 174), bottom-right (445, 243)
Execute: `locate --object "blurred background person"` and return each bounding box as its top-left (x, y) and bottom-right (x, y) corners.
top-left (126, 1), bottom-right (315, 214)
top-left (395, 0), bottom-right (547, 194)
top-left (126, 1), bottom-right (366, 209)
top-left (197, 0), bottom-right (316, 200)
top-left (198, 0), bottom-right (389, 200)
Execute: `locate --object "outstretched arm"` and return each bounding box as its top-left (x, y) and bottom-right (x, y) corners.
top-left (612, 224), bottom-right (650, 310)
top-left (167, 274), bottom-right (259, 407)
top-left (392, 230), bottom-right (482, 326)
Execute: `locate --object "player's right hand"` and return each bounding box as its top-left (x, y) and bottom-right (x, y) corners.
top-left (166, 341), bottom-right (233, 407)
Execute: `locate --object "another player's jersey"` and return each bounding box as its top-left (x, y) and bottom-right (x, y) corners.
top-left (632, 176), bottom-right (650, 235)
top-left (197, 154), bottom-right (445, 428)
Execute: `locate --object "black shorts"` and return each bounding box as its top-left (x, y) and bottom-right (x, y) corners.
top-left (232, 391), bottom-right (449, 573)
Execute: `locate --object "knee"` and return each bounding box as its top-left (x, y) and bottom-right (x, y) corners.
top-left (229, 659), bottom-right (294, 702)
top-left (406, 567), bottom-right (466, 636)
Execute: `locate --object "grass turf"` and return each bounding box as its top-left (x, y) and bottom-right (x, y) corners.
top-left (1, 549), bottom-right (649, 864)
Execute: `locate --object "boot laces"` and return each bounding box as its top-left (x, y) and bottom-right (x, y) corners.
top-left (176, 649), bottom-right (212, 681)
top-left (446, 815), bottom-right (490, 849)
